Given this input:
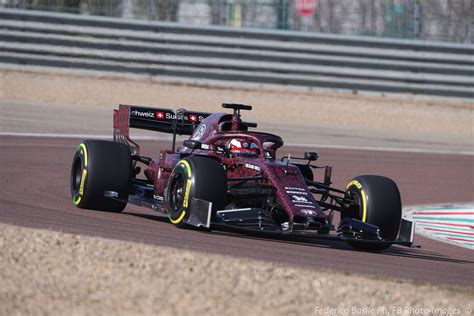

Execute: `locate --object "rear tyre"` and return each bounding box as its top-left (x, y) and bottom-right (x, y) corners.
top-left (343, 175), bottom-right (401, 251)
top-left (166, 156), bottom-right (227, 228)
top-left (70, 140), bottom-right (131, 212)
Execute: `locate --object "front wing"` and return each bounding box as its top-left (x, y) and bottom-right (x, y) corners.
top-left (105, 190), bottom-right (415, 248)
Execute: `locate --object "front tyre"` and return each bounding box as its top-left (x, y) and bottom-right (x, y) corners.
top-left (70, 140), bottom-right (132, 212)
top-left (166, 156), bottom-right (227, 228)
top-left (343, 175), bottom-right (402, 251)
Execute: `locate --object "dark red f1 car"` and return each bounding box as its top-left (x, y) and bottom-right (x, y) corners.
top-left (71, 103), bottom-right (414, 251)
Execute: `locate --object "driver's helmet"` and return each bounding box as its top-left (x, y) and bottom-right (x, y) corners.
top-left (228, 139), bottom-right (258, 157)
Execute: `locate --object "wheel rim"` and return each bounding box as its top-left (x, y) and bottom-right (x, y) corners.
top-left (169, 174), bottom-right (185, 210)
top-left (343, 189), bottom-right (362, 220)
top-left (72, 156), bottom-right (83, 192)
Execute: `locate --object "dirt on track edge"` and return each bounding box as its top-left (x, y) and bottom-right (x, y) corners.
top-left (1, 223), bottom-right (472, 316)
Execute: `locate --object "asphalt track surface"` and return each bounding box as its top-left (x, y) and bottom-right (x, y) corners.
top-left (1, 136), bottom-right (473, 287)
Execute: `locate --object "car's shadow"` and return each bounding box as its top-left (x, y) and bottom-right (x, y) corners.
top-left (212, 229), bottom-right (473, 265)
top-left (123, 211), bottom-right (473, 265)
top-left (124, 212), bottom-right (170, 223)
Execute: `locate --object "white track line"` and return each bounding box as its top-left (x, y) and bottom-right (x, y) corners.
top-left (288, 142), bottom-right (474, 155)
top-left (1, 132), bottom-right (473, 156)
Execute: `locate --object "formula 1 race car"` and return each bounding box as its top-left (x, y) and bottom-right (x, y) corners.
top-left (70, 103), bottom-right (415, 251)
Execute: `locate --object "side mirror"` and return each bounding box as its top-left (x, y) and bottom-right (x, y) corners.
top-left (304, 152), bottom-right (319, 161)
top-left (243, 121), bottom-right (258, 128)
top-left (183, 140), bottom-right (202, 149)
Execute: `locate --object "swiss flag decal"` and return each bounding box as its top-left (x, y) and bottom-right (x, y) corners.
top-left (156, 111), bottom-right (164, 120)
top-left (189, 114), bottom-right (198, 122)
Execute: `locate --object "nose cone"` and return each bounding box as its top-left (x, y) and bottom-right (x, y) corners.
top-left (260, 162), bottom-right (327, 220)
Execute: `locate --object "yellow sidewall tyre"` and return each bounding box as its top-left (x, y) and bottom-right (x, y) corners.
top-left (70, 140), bottom-right (131, 212)
top-left (344, 175), bottom-right (402, 251)
top-left (166, 156), bottom-right (226, 228)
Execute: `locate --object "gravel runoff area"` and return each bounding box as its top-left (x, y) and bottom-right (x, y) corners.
top-left (1, 65), bottom-right (473, 151)
top-left (1, 223), bottom-right (473, 316)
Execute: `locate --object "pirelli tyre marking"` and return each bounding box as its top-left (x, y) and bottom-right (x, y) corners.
top-left (183, 179), bottom-right (192, 208)
top-left (346, 180), bottom-right (367, 222)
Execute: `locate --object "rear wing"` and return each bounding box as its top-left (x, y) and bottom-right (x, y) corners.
top-left (113, 104), bottom-right (211, 154)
